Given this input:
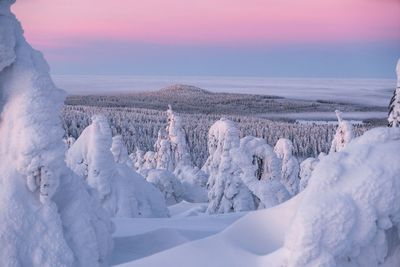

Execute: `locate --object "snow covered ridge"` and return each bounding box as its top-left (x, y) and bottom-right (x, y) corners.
top-left (0, 2), bottom-right (113, 266)
top-left (159, 84), bottom-right (211, 95)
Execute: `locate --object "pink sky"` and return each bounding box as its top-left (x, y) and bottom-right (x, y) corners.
top-left (13, 0), bottom-right (400, 48)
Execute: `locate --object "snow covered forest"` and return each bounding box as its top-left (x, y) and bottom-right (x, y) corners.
top-left (1, 1), bottom-right (400, 267)
top-left (61, 99), bottom-right (373, 167)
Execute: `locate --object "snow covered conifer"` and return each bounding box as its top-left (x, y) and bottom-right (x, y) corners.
top-left (388, 59), bottom-right (400, 127)
top-left (151, 105), bottom-right (208, 202)
top-left (132, 148), bottom-right (145, 171)
top-left (145, 169), bottom-right (183, 205)
top-left (285, 127), bottom-right (400, 266)
top-left (111, 135), bottom-right (129, 164)
top-left (298, 152), bottom-right (326, 191)
top-left (64, 136), bottom-right (76, 149)
top-left (0, 2), bottom-right (113, 265)
top-left (204, 119), bottom-right (291, 213)
top-left (142, 151), bottom-right (157, 171)
top-left (67, 115), bottom-right (118, 215)
top-left (67, 116), bottom-right (169, 218)
top-left (166, 105), bottom-right (192, 168)
top-left (329, 110), bottom-right (354, 153)
top-left (204, 118), bottom-right (256, 213)
top-left (274, 138), bottom-right (300, 195)
top-left (154, 129), bottom-right (174, 171)
top-left (233, 136), bottom-right (290, 208)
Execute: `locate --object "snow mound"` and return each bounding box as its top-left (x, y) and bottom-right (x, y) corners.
top-left (115, 195), bottom-right (300, 267)
top-left (168, 201), bottom-right (207, 217)
top-left (285, 127), bottom-right (400, 266)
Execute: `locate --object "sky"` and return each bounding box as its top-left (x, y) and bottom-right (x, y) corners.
top-left (12, 0), bottom-right (400, 78)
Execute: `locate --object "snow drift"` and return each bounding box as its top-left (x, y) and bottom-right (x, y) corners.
top-left (284, 127), bottom-right (400, 266)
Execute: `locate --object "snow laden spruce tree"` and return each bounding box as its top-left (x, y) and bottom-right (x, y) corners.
top-left (164, 105), bottom-right (208, 201)
top-left (66, 115), bottom-right (169, 218)
top-left (136, 105), bottom-right (207, 202)
top-left (329, 110), bottom-right (354, 153)
top-left (0, 1), bottom-right (113, 266)
top-left (233, 136), bottom-right (290, 209)
top-left (284, 128), bottom-right (400, 267)
top-left (274, 138), bottom-right (300, 195)
top-left (298, 152), bottom-right (326, 192)
top-left (388, 59), bottom-right (400, 127)
top-left (204, 118), bottom-right (290, 213)
top-left (154, 128), bottom-right (174, 171)
top-left (203, 118), bottom-right (255, 213)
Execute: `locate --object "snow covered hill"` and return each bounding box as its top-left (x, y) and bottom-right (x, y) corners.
top-left (65, 83), bottom-right (383, 116)
top-left (114, 126), bottom-right (400, 267)
top-left (158, 84), bottom-right (212, 95)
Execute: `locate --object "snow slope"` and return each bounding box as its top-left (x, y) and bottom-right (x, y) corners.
top-left (111, 202), bottom-right (243, 266)
top-left (114, 126), bottom-right (400, 267)
top-left (114, 195), bottom-right (300, 267)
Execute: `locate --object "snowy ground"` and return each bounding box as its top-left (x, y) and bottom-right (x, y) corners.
top-left (111, 202), bottom-right (244, 266)
top-left (112, 196), bottom-right (300, 267)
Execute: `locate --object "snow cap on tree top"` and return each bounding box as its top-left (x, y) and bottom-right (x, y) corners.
top-left (335, 110), bottom-right (343, 123)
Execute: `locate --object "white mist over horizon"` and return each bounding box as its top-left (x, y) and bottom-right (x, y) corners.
top-left (54, 75), bottom-right (395, 107)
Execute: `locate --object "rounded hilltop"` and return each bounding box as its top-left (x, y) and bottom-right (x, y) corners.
top-left (159, 84), bottom-right (211, 95)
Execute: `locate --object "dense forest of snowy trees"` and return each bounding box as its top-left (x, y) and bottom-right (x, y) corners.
top-left (61, 104), bottom-right (371, 167)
